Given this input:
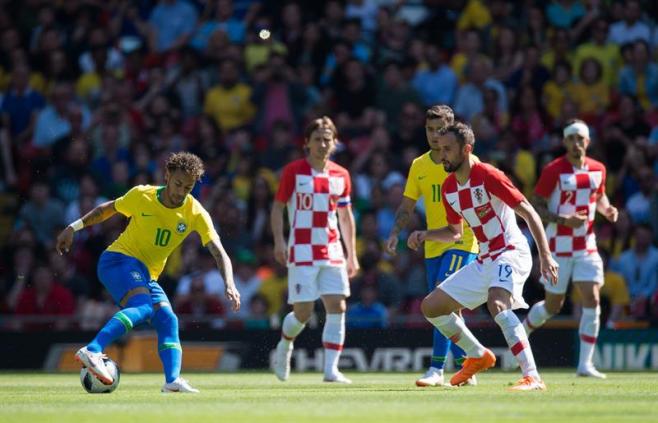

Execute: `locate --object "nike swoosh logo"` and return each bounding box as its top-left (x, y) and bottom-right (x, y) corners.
top-left (418, 176), bottom-right (427, 180)
top-left (448, 201), bottom-right (456, 206)
top-left (141, 213), bottom-right (153, 217)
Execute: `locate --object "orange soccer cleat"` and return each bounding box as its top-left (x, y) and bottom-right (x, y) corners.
top-left (450, 349), bottom-right (496, 386)
top-left (507, 375), bottom-right (547, 392)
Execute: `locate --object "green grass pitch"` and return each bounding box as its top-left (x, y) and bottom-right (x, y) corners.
top-left (1, 371), bottom-right (657, 423)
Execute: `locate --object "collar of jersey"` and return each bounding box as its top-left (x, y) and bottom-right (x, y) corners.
top-left (156, 186), bottom-right (187, 209)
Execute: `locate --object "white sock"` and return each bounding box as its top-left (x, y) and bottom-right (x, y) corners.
top-left (427, 313), bottom-right (486, 358)
top-left (323, 313), bottom-right (345, 376)
top-left (430, 367), bottom-right (444, 375)
top-left (523, 301), bottom-right (553, 335)
top-left (579, 306), bottom-right (600, 369)
top-left (281, 312), bottom-right (306, 347)
top-left (495, 309), bottom-right (540, 380)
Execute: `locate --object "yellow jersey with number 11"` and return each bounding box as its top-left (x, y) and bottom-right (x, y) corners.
top-left (403, 152), bottom-right (478, 259)
top-left (107, 185), bottom-right (218, 280)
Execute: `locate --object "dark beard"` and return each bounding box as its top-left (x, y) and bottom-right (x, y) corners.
top-left (443, 157), bottom-right (464, 173)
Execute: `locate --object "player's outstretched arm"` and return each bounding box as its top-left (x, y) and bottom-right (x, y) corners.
top-left (337, 205), bottom-right (360, 278)
top-left (206, 238), bottom-right (241, 312)
top-left (270, 200), bottom-right (288, 266)
top-left (596, 193), bottom-right (618, 223)
top-left (385, 196), bottom-right (416, 256)
top-left (408, 222), bottom-right (463, 251)
top-left (514, 200), bottom-right (559, 285)
top-left (56, 201), bottom-right (118, 255)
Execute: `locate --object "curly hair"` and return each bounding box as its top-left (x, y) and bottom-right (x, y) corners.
top-left (165, 152), bottom-right (205, 180)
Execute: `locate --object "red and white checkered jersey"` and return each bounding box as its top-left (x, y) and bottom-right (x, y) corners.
top-left (535, 156), bottom-right (606, 257)
top-left (442, 162), bottom-right (529, 263)
top-left (275, 159), bottom-right (351, 267)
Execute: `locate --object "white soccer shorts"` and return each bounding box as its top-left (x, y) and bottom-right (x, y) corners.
top-left (542, 252), bottom-right (604, 294)
top-left (437, 248), bottom-right (532, 310)
top-left (287, 265), bottom-right (350, 304)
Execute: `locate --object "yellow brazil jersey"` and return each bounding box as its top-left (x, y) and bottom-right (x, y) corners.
top-left (107, 185), bottom-right (219, 280)
top-left (403, 152), bottom-right (478, 259)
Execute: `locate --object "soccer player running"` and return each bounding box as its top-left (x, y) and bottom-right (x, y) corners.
top-left (271, 116), bottom-right (359, 383)
top-left (385, 105), bottom-right (478, 387)
top-left (408, 122), bottom-right (559, 391)
top-left (56, 152), bottom-right (241, 393)
top-left (523, 119), bottom-right (618, 379)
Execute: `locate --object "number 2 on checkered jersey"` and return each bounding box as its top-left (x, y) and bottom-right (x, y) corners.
top-left (498, 264), bottom-right (513, 282)
top-left (564, 190), bottom-right (574, 204)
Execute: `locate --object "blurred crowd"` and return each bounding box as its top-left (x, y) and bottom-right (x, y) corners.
top-left (0, 0), bottom-right (657, 331)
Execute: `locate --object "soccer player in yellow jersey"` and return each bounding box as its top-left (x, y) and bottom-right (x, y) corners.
top-left (55, 152), bottom-right (241, 393)
top-left (385, 105), bottom-right (478, 387)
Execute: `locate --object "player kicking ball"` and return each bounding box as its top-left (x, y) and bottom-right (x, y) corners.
top-left (408, 123), bottom-right (559, 391)
top-left (524, 119), bottom-right (618, 379)
top-left (271, 116), bottom-right (359, 384)
top-left (56, 152), bottom-right (241, 393)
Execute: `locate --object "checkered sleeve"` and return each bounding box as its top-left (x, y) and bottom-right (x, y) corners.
top-left (441, 182), bottom-right (462, 225)
top-left (337, 170), bottom-right (351, 208)
top-left (534, 162), bottom-right (559, 198)
top-left (275, 163), bottom-right (296, 203)
top-left (596, 164), bottom-right (606, 195)
top-left (484, 166), bottom-right (525, 208)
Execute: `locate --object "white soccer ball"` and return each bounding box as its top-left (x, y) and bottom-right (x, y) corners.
top-left (79, 357), bottom-right (121, 394)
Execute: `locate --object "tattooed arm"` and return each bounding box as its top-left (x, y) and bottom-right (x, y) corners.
top-left (207, 238), bottom-right (241, 311)
top-left (56, 201), bottom-right (118, 254)
top-left (384, 196), bottom-right (417, 256)
top-left (532, 194), bottom-right (587, 228)
top-left (531, 194), bottom-right (561, 224)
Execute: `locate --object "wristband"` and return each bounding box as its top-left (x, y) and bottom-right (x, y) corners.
top-left (69, 219), bottom-right (84, 231)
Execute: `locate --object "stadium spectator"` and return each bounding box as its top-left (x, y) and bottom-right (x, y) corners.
top-left (411, 44), bottom-right (457, 107)
top-left (175, 247), bottom-right (226, 303)
top-left (607, 0), bottom-right (651, 46)
top-left (203, 58), bottom-right (256, 133)
top-left (244, 293), bottom-right (270, 329)
top-left (148, 0), bottom-right (198, 53)
top-left (175, 274), bottom-right (226, 329)
top-left (33, 81), bottom-right (90, 149)
top-left (618, 40), bottom-right (658, 110)
top-left (347, 285), bottom-right (388, 329)
top-left (0, 64), bottom-right (45, 141)
top-left (229, 249), bottom-right (262, 320)
top-left (11, 264), bottom-right (76, 330)
top-left (454, 56), bottom-right (507, 122)
top-left (546, 0), bottom-right (585, 30)
top-left (191, 0), bottom-right (247, 50)
top-left (613, 225), bottom-right (658, 320)
top-left (573, 17), bottom-right (621, 87)
top-left (15, 179), bottom-right (65, 245)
